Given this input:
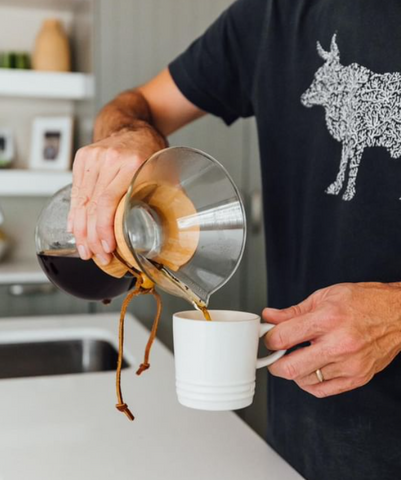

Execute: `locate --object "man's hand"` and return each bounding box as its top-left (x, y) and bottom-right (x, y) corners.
top-left (68, 69), bottom-right (205, 265)
top-left (68, 124), bottom-right (166, 265)
top-left (263, 282), bottom-right (401, 398)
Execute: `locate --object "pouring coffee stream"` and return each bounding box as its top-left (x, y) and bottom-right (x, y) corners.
top-left (35, 147), bottom-right (246, 420)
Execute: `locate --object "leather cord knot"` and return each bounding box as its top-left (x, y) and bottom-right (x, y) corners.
top-left (136, 362), bottom-right (150, 375)
top-left (115, 403), bottom-right (135, 421)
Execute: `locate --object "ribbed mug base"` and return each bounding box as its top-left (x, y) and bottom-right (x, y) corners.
top-left (176, 379), bottom-right (255, 411)
top-left (177, 396), bottom-right (254, 411)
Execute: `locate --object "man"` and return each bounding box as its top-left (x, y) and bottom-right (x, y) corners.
top-left (68, 0), bottom-right (401, 479)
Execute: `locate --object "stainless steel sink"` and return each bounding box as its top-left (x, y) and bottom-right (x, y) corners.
top-left (0, 338), bottom-right (129, 379)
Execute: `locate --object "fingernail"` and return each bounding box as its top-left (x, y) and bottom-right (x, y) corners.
top-left (78, 245), bottom-right (89, 260)
top-left (96, 254), bottom-right (110, 266)
top-left (101, 240), bottom-right (111, 253)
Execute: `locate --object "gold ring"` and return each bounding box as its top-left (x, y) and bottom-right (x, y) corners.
top-left (315, 369), bottom-right (324, 383)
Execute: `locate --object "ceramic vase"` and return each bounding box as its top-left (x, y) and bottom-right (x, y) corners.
top-left (33, 19), bottom-right (71, 72)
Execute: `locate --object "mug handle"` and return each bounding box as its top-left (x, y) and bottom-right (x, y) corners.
top-left (256, 323), bottom-right (286, 369)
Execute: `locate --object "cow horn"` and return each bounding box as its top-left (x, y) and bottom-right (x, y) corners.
top-left (317, 41), bottom-right (330, 61)
top-left (330, 33), bottom-right (340, 60)
top-left (316, 34), bottom-right (340, 62)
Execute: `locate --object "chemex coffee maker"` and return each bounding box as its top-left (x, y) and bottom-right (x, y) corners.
top-left (35, 147), bottom-right (247, 309)
top-left (35, 146), bottom-right (247, 421)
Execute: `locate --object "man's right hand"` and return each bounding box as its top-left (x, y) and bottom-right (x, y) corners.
top-left (68, 124), bottom-right (166, 266)
top-left (67, 68), bottom-right (205, 265)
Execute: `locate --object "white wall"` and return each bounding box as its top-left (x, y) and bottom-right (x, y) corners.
top-left (0, 5), bottom-right (73, 51)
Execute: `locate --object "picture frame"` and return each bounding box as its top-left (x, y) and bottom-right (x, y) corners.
top-left (0, 128), bottom-right (15, 168)
top-left (29, 116), bottom-right (73, 171)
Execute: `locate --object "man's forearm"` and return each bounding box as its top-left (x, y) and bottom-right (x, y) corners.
top-left (93, 89), bottom-right (161, 142)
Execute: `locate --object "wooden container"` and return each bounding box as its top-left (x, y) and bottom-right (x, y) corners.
top-left (94, 185), bottom-right (200, 291)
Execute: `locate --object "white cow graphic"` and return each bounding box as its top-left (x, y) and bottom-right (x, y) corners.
top-left (301, 34), bottom-right (401, 201)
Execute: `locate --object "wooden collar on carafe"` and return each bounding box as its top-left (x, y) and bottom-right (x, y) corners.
top-left (92, 194), bottom-right (154, 289)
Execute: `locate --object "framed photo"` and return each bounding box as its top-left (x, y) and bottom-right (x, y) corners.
top-left (29, 116), bottom-right (73, 171)
top-left (0, 128), bottom-right (15, 168)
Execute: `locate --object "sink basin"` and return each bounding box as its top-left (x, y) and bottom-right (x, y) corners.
top-left (0, 338), bottom-right (129, 379)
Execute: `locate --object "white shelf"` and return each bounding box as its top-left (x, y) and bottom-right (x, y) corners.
top-left (0, 169), bottom-right (72, 196)
top-left (0, 69), bottom-right (94, 100)
top-left (0, 0), bottom-right (84, 10)
top-left (0, 258), bottom-right (48, 284)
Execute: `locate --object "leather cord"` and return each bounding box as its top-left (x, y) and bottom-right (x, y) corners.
top-left (113, 252), bottom-right (163, 422)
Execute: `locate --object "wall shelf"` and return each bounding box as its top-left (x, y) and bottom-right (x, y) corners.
top-left (0, 69), bottom-right (94, 100)
top-left (0, 169), bottom-right (72, 196)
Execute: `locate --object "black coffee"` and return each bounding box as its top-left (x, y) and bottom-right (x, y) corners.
top-left (37, 252), bottom-right (135, 302)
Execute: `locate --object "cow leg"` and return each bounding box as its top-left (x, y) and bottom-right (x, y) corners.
top-left (342, 146), bottom-right (364, 201)
top-left (326, 144), bottom-right (350, 195)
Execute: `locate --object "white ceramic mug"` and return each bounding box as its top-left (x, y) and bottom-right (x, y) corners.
top-left (173, 310), bottom-right (286, 411)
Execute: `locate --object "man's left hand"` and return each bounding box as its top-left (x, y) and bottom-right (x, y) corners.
top-left (263, 282), bottom-right (401, 397)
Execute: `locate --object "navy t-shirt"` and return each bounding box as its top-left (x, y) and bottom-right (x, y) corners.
top-left (169, 1), bottom-right (401, 479)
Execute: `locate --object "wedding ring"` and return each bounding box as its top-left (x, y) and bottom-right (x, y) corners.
top-left (315, 369), bottom-right (324, 383)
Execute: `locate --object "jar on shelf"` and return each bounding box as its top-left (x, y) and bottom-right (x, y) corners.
top-left (33, 19), bottom-right (71, 72)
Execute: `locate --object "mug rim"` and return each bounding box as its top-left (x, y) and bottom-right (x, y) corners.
top-left (173, 310), bottom-right (260, 323)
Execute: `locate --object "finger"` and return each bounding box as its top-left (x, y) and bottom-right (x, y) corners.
top-left (86, 202), bottom-right (112, 265)
top-left (96, 164), bottom-right (139, 252)
top-left (68, 150), bottom-right (87, 232)
top-left (70, 146), bottom-right (100, 230)
top-left (91, 162), bottom-right (120, 202)
top-left (264, 312), bottom-right (327, 351)
top-left (73, 205), bottom-right (91, 260)
top-left (263, 295), bottom-right (315, 325)
top-left (77, 163), bottom-right (100, 210)
top-left (86, 165), bottom-right (120, 258)
top-left (296, 362), bottom-right (344, 387)
top-left (268, 343), bottom-right (332, 380)
top-left (72, 163), bottom-right (101, 258)
top-left (67, 186), bottom-right (79, 233)
top-left (299, 377), bottom-right (365, 398)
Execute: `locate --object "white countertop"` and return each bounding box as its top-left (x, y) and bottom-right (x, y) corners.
top-left (0, 313), bottom-right (303, 480)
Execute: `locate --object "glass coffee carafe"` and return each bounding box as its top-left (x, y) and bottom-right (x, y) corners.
top-left (35, 147), bottom-right (247, 307)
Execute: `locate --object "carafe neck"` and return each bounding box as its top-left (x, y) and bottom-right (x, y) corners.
top-left (124, 203), bottom-right (163, 259)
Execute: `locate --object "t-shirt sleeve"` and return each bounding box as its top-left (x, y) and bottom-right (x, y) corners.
top-left (168, 0), bottom-right (266, 125)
